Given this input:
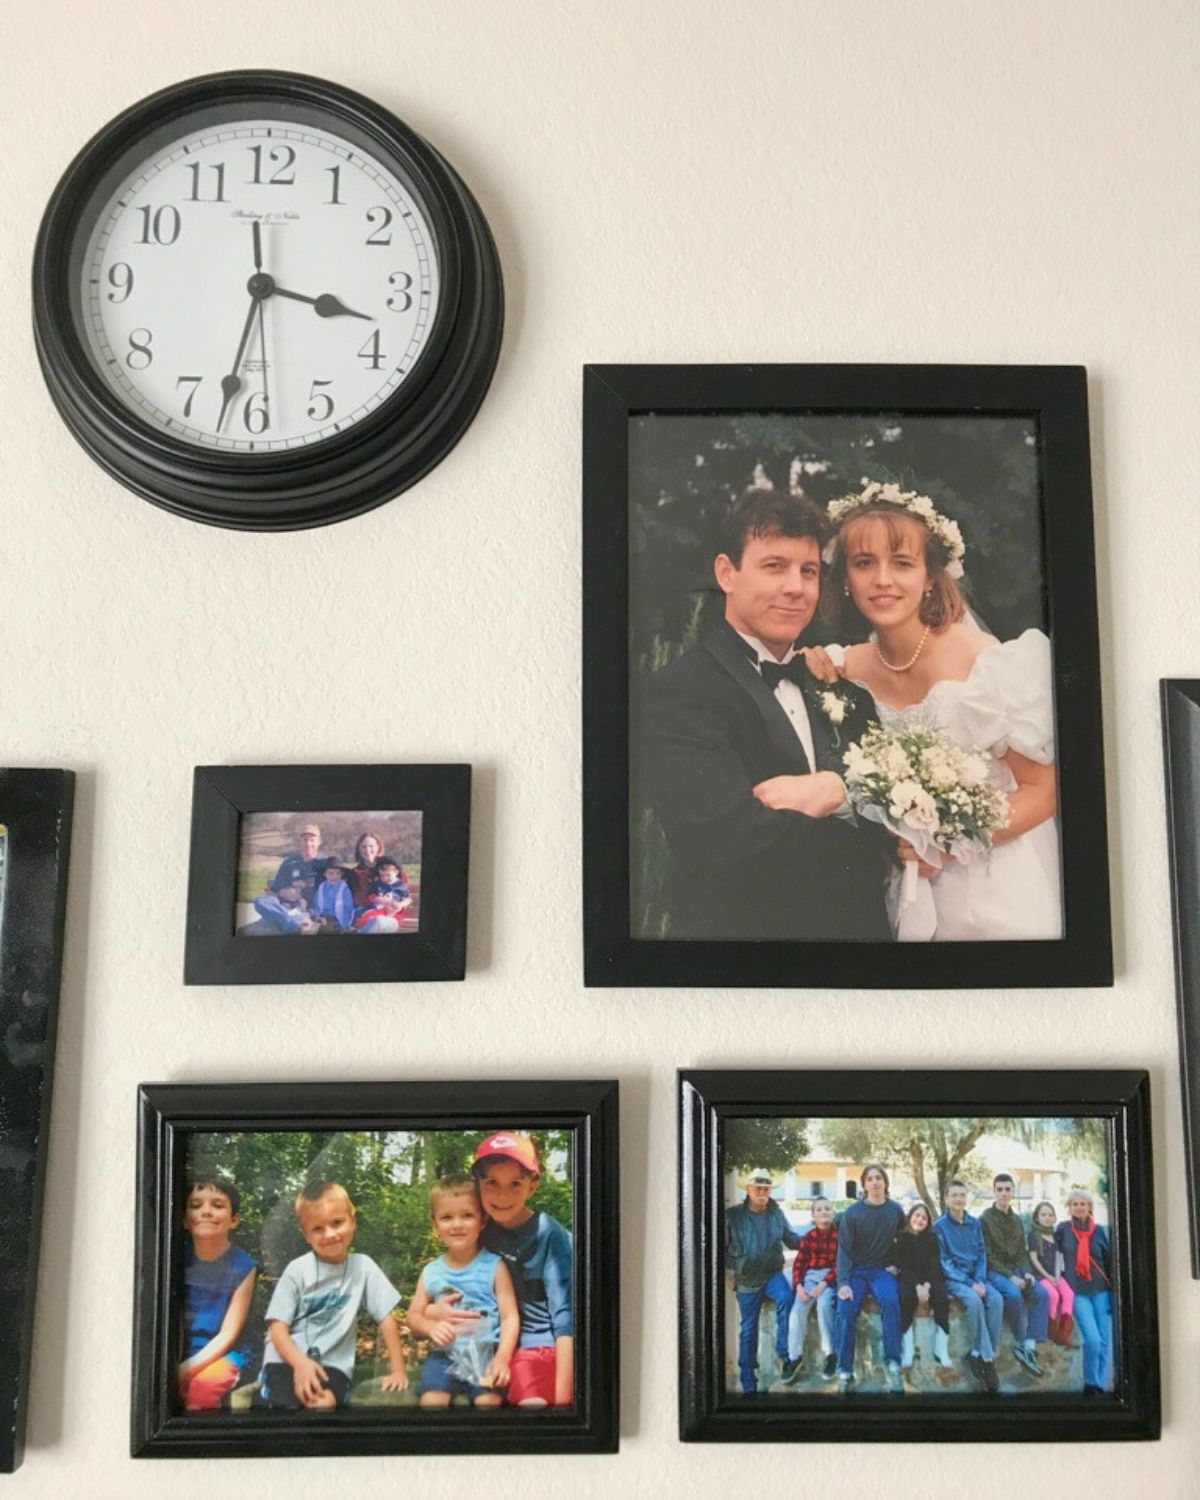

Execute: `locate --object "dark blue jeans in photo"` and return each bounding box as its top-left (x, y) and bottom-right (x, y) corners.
top-left (734, 1271), bottom-right (794, 1392)
top-left (836, 1267), bottom-right (901, 1374)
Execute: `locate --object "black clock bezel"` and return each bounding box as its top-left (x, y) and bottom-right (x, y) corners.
top-left (32, 70), bottom-right (504, 531)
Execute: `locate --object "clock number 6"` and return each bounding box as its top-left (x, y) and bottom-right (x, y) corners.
top-left (307, 380), bottom-right (335, 422)
top-left (387, 272), bottom-right (413, 312)
top-left (243, 391), bottom-right (270, 435)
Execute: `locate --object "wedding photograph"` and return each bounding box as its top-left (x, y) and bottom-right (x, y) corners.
top-left (235, 809), bottom-right (422, 937)
top-left (582, 365), bottom-right (1112, 988)
top-left (678, 1069), bottom-right (1159, 1444)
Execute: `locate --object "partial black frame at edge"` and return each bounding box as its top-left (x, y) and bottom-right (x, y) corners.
top-left (0, 769), bottom-right (75, 1473)
top-left (1161, 679), bottom-right (1200, 1275)
top-left (183, 764), bottom-right (471, 985)
top-left (678, 1069), bottom-right (1159, 1443)
top-left (583, 363), bottom-right (1113, 989)
top-left (132, 1078), bottom-right (619, 1457)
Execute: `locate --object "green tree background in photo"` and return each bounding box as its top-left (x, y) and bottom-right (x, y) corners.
top-left (183, 1127), bottom-right (574, 1377)
top-left (628, 412), bottom-right (1047, 936)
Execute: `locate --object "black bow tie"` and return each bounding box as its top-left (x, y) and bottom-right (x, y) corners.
top-left (757, 657), bottom-right (809, 692)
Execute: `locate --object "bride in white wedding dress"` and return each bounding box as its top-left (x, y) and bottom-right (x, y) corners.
top-left (818, 482), bottom-right (1061, 942)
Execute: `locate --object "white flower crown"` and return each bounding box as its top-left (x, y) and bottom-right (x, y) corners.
top-left (824, 479), bottom-right (966, 579)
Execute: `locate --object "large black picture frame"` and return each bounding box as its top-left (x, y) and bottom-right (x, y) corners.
top-left (132, 1078), bottom-right (619, 1457)
top-left (183, 763), bottom-right (470, 985)
top-left (583, 363), bottom-right (1112, 988)
top-left (678, 1068), bottom-right (1159, 1444)
top-left (1161, 679), bottom-right (1200, 1275)
top-left (0, 769), bottom-right (74, 1473)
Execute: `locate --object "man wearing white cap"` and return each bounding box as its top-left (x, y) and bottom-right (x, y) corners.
top-left (725, 1168), bottom-right (802, 1393)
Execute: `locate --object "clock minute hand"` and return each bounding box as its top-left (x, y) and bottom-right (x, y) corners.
top-left (273, 286), bottom-right (374, 321)
top-left (218, 294), bottom-right (261, 429)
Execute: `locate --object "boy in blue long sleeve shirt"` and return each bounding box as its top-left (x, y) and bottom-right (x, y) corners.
top-left (933, 1179), bottom-right (1004, 1393)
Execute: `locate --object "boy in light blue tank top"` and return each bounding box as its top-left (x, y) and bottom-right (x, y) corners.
top-left (405, 1173), bottom-right (520, 1407)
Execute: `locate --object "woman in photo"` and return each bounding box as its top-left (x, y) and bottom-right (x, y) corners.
top-left (1055, 1191), bottom-right (1113, 1396)
top-left (347, 830), bottom-right (384, 909)
top-left (815, 481), bottom-right (1061, 941)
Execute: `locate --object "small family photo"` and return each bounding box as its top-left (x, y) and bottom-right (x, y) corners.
top-left (176, 1125), bottom-right (574, 1416)
top-left (630, 409), bottom-right (1060, 946)
top-left (723, 1113), bottom-right (1114, 1401)
top-left (235, 810), bottom-right (421, 937)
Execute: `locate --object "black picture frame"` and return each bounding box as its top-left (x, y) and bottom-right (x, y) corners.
top-left (183, 764), bottom-right (470, 985)
top-left (1161, 679), bottom-right (1200, 1275)
top-left (132, 1078), bottom-right (619, 1457)
top-left (583, 363), bottom-right (1112, 988)
top-left (0, 769), bottom-right (74, 1473)
top-left (679, 1068), bottom-right (1159, 1444)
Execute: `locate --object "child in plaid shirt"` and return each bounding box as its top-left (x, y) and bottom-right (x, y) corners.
top-left (784, 1197), bottom-right (839, 1380)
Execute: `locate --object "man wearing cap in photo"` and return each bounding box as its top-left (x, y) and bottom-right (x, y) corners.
top-left (725, 1168), bottom-right (803, 1393)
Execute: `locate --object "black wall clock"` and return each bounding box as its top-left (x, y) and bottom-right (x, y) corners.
top-left (32, 70), bottom-right (503, 531)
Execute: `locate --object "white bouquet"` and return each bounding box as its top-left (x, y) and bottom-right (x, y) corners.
top-left (842, 723), bottom-right (1010, 937)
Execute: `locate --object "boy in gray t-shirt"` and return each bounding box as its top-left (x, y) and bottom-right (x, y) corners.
top-left (261, 1180), bottom-right (407, 1408)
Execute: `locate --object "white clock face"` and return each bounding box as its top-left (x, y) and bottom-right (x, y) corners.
top-left (79, 118), bottom-right (441, 451)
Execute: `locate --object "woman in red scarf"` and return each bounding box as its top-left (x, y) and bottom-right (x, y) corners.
top-left (1054, 1191), bottom-right (1112, 1397)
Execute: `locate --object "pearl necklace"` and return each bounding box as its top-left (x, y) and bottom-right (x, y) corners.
top-left (874, 624), bottom-right (930, 673)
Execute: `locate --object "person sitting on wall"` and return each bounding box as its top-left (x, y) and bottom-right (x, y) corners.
top-left (980, 1172), bottom-right (1050, 1378)
top-left (833, 1163), bottom-right (906, 1396)
top-left (934, 1179), bottom-right (1004, 1394)
top-left (725, 1168), bottom-right (803, 1394)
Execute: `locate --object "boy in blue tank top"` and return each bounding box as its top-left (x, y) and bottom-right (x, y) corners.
top-left (405, 1173), bottom-right (519, 1407)
top-left (178, 1173), bottom-right (258, 1410)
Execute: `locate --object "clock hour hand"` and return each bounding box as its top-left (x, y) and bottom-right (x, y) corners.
top-left (217, 294), bottom-right (261, 430)
top-left (272, 286), bottom-right (374, 320)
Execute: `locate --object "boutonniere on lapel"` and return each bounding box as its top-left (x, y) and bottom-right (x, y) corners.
top-left (815, 686), bottom-right (853, 748)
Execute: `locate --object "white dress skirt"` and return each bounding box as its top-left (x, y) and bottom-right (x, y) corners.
top-left (843, 629), bottom-right (1063, 942)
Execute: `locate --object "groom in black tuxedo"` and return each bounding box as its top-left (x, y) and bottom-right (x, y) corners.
top-left (632, 487), bottom-right (892, 941)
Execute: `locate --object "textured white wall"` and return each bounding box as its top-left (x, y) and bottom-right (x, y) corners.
top-left (5, 2), bottom-right (1198, 1494)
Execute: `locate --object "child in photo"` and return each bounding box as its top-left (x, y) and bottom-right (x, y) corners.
top-left (476, 1132), bottom-right (574, 1406)
top-left (354, 856), bottom-right (413, 933)
top-left (405, 1173), bottom-right (519, 1407)
top-left (891, 1200), bottom-right (953, 1373)
top-left (311, 857), bottom-right (355, 931)
top-left (260, 1180), bottom-right (407, 1408)
top-left (784, 1196), bottom-right (839, 1381)
top-left (178, 1174), bottom-right (258, 1410)
top-left (1028, 1199), bottom-right (1075, 1346)
top-left (251, 857), bottom-right (319, 935)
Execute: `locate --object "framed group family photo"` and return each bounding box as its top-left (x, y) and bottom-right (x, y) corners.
top-left (0, 768), bottom-right (74, 1473)
top-left (678, 1069), bottom-right (1159, 1444)
top-left (582, 364), bottom-right (1112, 988)
top-left (183, 763), bottom-right (471, 985)
top-left (131, 1078), bottom-right (619, 1456)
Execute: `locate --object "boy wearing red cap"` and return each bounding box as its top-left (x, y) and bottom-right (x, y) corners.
top-left (426, 1131), bottom-right (574, 1406)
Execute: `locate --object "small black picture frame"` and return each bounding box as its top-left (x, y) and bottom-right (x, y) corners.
top-left (679, 1068), bottom-right (1159, 1443)
top-left (584, 363), bottom-right (1112, 988)
top-left (1161, 679), bottom-right (1200, 1275)
top-left (0, 769), bottom-right (74, 1473)
top-left (132, 1078), bottom-right (619, 1457)
top-left (183, 764), bottom-right (471, 984)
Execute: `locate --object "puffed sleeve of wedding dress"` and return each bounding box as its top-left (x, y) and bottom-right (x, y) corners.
top-left (954, 628), bottom-right (1055, 763)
